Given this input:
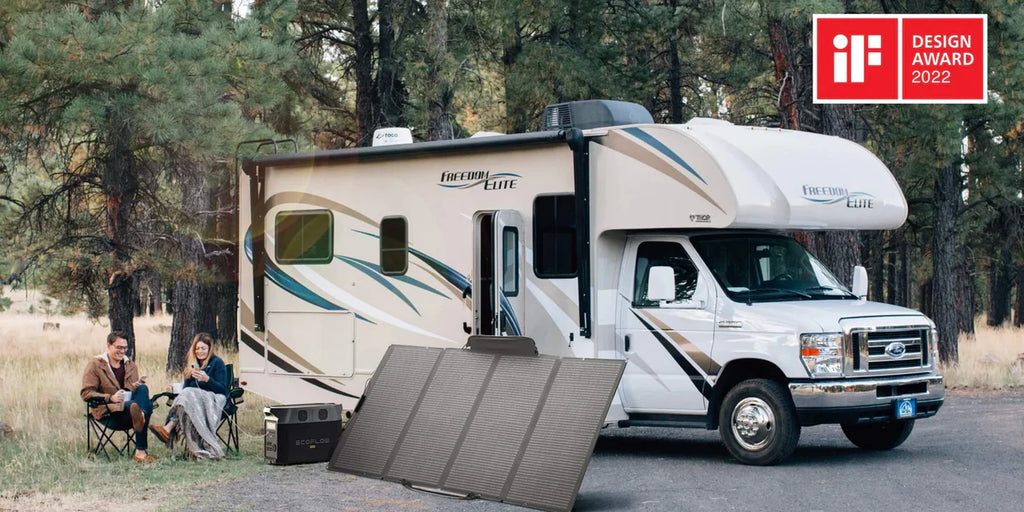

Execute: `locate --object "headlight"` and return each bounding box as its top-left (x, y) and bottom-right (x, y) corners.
top-left (800, 333), bottom-right (844, 377)
top-left (931, 328), bottom-right (939, 370)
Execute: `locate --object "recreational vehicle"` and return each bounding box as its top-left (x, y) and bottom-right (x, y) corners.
top-left (237, 100), bottom-right (944, 465)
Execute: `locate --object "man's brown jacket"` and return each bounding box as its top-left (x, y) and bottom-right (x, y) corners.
top-left (80, 354), bottom-right (141, 420)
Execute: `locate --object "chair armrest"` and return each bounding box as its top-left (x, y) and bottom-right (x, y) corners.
top-left (229, 388), bottom-right (244, 400)
top-left (151, 392), bottom-right (177, 407)
top-left (85, 396), bottom-right (107, 407)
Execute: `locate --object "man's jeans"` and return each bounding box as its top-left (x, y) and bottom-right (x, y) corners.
top-left (110, 384), bottom-right (152, 451)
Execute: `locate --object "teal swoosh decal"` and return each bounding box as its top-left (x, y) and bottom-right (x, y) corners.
top-left (352, 229), bottom-right (521, 335)
top-left (245, 228), bottom-right (373, 323)
top-left (336, 255), bottom-right (420, 315)
top-left (623, 127), bottom-right (707, 185)
top-left (342, 256), bottom-right (449, 299)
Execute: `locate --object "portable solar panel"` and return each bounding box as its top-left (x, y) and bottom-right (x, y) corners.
top-left (328, 342), bottom-right (625, 512)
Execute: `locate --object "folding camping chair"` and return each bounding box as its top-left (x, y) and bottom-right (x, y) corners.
top-left (84, 397), bottom-right (135, 460)
top-left (153, 363), bottom-right (245, 456)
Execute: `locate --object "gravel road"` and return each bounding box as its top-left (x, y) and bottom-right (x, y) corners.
top-left (182, 391), bottom-right (1024, 512)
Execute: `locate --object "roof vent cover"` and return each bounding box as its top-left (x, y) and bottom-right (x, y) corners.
top-left (542, 100), bottom-right (653, 131)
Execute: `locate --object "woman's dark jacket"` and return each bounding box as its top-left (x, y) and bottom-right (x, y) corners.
top-left (184, 354), bottom-right (228, 397)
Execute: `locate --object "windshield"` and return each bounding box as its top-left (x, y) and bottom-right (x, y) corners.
top-left (690, 234), bottom-right (855, 302)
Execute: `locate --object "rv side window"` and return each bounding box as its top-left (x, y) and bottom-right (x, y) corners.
top-left (533, 194), bottom-right (577, 278)
top-left (502, 227), bottom-right (518, 296)
top-left (633, 241), bottom-right (699, 307)
top-left (380, 216), bottom-right (408, 275)
top-left (274, 210), bottom-right (333, 265)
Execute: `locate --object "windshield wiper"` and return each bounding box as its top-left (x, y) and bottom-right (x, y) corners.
top-left (746, 287), bottom-right (812, 299)
top-left (802, 286), bottom-right (857, 298)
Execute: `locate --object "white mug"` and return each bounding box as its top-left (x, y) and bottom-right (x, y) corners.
top-left (172, 382), bottom-right (183, 394)
top-left (122, 390), bottom-right (132, 403)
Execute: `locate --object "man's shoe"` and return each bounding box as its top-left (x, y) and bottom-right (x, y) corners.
top-left (150, 424), bottom-right (171, 445)
top-left (133, 452), bottom-right (157, 463)
top-left (129, 403), bottom-right (145, 433)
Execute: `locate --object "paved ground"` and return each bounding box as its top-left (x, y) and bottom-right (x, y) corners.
top-left (184, 391), bottom-right (1024, 512)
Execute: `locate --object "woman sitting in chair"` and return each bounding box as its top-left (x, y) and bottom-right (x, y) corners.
top-left (150, 332), bottom-right (228, 459)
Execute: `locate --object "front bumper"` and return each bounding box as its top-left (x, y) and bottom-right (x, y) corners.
top-left (789, 374), bottom-right (944, 426)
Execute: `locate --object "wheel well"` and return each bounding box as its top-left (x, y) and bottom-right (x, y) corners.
top-left (707, 359), bottom-right (788, 430)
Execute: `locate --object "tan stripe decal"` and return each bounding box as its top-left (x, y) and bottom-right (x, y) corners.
top-left (531, 279), bottom-right (580, 324)
top-left (266, 191), bottom-right (378, 227)
top-left (597, 131), bottom-right (725, 214)
top-left (638, 310), bottom-right (721, 375)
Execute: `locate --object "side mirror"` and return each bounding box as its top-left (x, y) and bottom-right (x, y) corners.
top-left (646, 266), bottom-right (676, 302)
top-left (851, 265), bottom-right (868, 300)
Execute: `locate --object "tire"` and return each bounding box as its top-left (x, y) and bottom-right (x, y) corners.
top-left (841, 420), bottom-right (914, 450)
top-left (718, 379), bottom-right (800, 466)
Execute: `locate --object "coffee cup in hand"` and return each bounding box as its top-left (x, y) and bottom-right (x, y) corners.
top-left (122, 390), bottom-right (132, 403)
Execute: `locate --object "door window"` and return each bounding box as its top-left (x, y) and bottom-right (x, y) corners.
top-left (633, 241), bottom-right (699, 307)
top-left (502, 227), bottom-right (519, 296)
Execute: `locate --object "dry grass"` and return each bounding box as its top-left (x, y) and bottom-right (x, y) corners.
top-left (942, 323), bottom-right (1024, 390)
top-left (0, 288), bottom-right (276, 511)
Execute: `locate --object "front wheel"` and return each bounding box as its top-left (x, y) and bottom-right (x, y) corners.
top-left (841, 420), bottom-right (915, 450)
top-left (718, 379), bottom-right (800, 465)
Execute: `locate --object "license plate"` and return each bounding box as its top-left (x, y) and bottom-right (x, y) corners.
top-left (895, 398), bottom-right (917, 419)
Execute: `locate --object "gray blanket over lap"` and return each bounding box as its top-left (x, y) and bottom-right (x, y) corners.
top-left (169, 387), bottom-right (227, 459)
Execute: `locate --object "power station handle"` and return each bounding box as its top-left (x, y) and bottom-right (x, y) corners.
top-left (624, 335), bottom-right (631, 352)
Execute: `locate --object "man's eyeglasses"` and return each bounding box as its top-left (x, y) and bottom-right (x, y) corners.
top-left (112, 345), bottom-right (128, 351)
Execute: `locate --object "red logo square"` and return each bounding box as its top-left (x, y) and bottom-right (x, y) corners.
top-left (902, 17), bottom-right (986, 101)
top-left (815, 16), bottom-right (899, 102)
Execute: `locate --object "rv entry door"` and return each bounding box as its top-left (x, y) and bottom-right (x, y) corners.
top-left (472, 210), bottom-right (525, 336)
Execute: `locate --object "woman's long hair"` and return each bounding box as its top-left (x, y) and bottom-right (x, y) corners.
top-left (185, 332), bottom-right (215, 374)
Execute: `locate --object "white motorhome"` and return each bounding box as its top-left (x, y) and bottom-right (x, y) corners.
top-left (238, 100), bottom-right (943, 465)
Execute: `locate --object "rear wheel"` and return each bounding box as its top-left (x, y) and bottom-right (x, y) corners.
top-left (718, 379), bottom-right (800, 465)
top-left (841, 420), bottom-right (914, 450)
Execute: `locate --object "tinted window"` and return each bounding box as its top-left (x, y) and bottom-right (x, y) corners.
top-left (275, 210), bottom-right (333, 264)
top-left (533, 194), bottom-right (577, 278)
top-left (633, 241), bottom-right (699, 307)
top-left (502, 227), bottom-right (518, 296)
top-left (380, 216), bottom-right (408, 275)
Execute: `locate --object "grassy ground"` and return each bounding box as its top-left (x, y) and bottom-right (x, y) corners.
top-left (1, 288), bottom-right (1022, 510)
top-left (0, 290), bottom-right (277, 511)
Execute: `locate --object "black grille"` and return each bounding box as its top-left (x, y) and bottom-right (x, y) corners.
top-left (860, 328), bottom-right (929, 372)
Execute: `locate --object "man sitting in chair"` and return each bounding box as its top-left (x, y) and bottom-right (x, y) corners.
top-left (80, 331), bottom-right (157, 463)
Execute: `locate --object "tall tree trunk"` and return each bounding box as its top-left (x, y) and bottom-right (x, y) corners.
top-left (377, 0), bottom-right (405, 128)
top-left (427, 0), bottom-right (453, 141)
top-left (103, 110), bottom-right (138, 358)
top-left (767, 13), bottom-right (799, 129)
top-left (1014, 265), bottom-right (1023, 328)
top-left (352, 0), bottom-right (377, 146)
top-left (988, 244), bottom-right (1013, 326)
top-left (933, 164), bottom-right (960, 364)
top-left (808, 104), bottom-right (861, 286)
top-left (216, 281), bottom-right (238, 350)
top-left (957, 253), bottom-right (975, 338)
top-left (502, 5), bottom-right (526, 134)
top-left (167, 166), bottom-right (210, 374)
top-left (885, 242), bottom-right (897, 304)
top-left (668, 38), bottom-right (683, 123)
top-left (898, 239), bottom-right (910, 307)
top-left (863, 231), bottom-right (884, 301)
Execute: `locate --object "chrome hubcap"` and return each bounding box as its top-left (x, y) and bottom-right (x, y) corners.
top-left (731, 397), bottom-right (775, 451)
